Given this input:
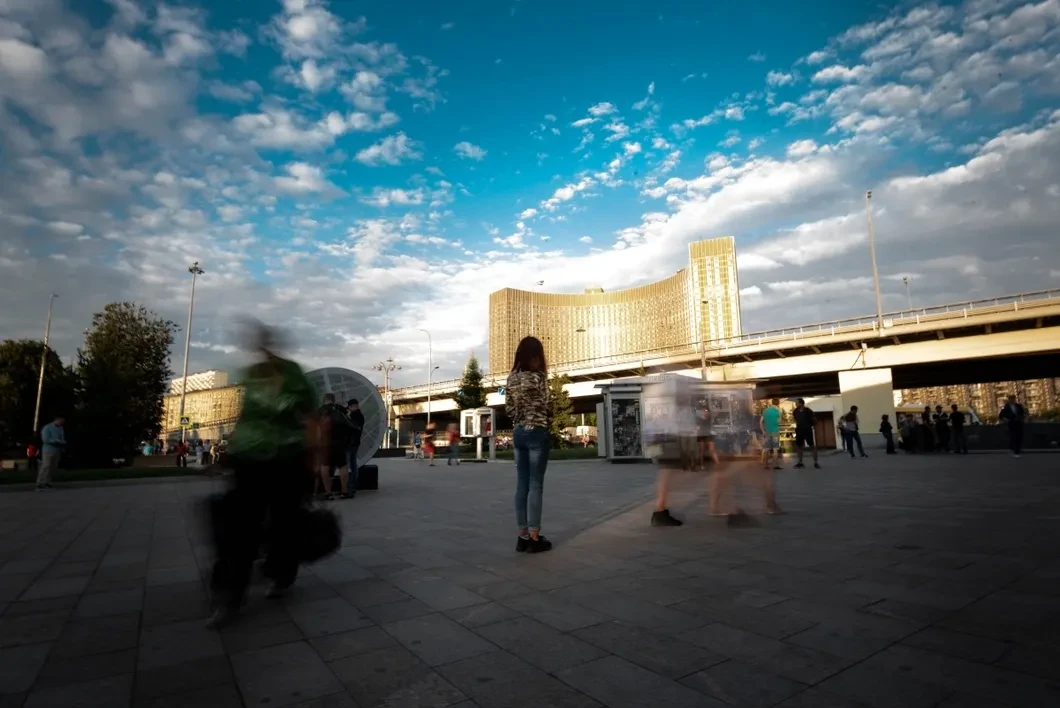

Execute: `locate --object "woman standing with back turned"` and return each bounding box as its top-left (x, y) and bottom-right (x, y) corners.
top-left (506, 336), bottom-right (552, 553)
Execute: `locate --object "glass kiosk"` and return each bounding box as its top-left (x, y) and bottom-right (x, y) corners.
top-left (460, 407), bottom-right (496, 461)
top-left (596, 376), bottom-right (757, 461)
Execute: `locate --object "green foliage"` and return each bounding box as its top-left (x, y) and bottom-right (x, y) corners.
top-left (77, 303), bottom-right (176, 465)
top-left (454, 353), bottom-right (487, 410)
top-left (584, 412), bottom-right (597, 427)
top-left (548, 373), bottom-right (574, 448)
top-left (0, 339), bottom-right (78, 450)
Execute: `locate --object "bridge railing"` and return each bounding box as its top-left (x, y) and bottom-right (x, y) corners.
top-left (389, 288), bottom-right (1060, 398)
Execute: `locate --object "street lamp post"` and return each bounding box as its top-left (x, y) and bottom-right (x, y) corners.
top-left (373, 358), bottom-right (401, 448)
top-left (418, 329), bottom-right (434, 426)
top-left (32, 293), bottom-right (58, 434)
top-left (902, 276), bottom-right (913, 311)
top-left (178, 262), bottom-right (204, 443)
top-left (865, 191), bottom-right (885, 334)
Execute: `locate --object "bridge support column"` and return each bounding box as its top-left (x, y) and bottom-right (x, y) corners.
top-left (838, 367), bottom-right (896, 452)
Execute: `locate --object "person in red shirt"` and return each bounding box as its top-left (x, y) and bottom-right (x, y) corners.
top-left (446, 423), bottom-right (461, 466)
top-left (26, 442), bottom-right (39, 474)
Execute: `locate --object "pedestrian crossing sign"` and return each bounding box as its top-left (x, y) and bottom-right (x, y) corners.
top-left (180, 416), bottom-right (190, 426)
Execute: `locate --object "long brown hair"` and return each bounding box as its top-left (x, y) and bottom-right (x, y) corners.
top-left (511, 336), bottom-right (547, 374)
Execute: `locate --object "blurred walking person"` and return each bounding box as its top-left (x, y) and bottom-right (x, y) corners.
top-left (792, 399), bottom-right (820, 469)
top-left (208, 324), bottom-right (318, 629)
top-left (506, 336), bottom-right (552, 552)
top-left (346, 399), bottom-right (365, 495)
top-left (880, 414), bottom-right (896, 454)
top-left (446, 423), bottom-right (461, 466)
top-left (999, 395), bottom-right (1026, 458)
top-left (423, 421), bottom-right (437, 466)
top-left (933, 405), bottom-right (950, 453)
top-left (949, 404), bottom-right (968, 454)
top-left (760, 398), bottom-right (783, 470)
top-left (317, 393), bottom-right (355, 500)
top-left (36, 416), bottom-right (65, 490)
top-left (842, 406), bottom-right (868, 458)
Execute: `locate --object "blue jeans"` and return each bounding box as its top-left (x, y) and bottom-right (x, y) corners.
top-left (514, 426), bottom-right (550, 532)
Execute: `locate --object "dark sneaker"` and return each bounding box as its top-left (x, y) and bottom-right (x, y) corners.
top-left (773, 465), bottom-right (782, 470)
top-left (205, 607), bottom-right (238, 630)
top-left (861, 454), bottom-right (869, 458)
top-left (651, 509), bottom-right (683, 527)
top-left (340, 492), bottom-right (352, 499)
top-left (814, 462), bottom-right (821, 469)
top-left (516, 536), bottom-right (530, 552)
top-left (794, 462), bottom-right (805, 469)
top-left (527, 536), bottom-right (553, 553)
top-left (324, 493), bottom-right (335, 501)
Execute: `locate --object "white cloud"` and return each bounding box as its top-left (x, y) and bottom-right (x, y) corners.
top-left (786, 139), bottom-right (819, 157)
top-left (719, 133), bottom-right (741, 148)
top-left (453, 141), bottom-right (487, 160)
top-left (341, 70), bottom-right (387, 112)
top-left (571, 117), bottom-right (596, 128)
top-left (232, 107), bottom-right (336, 150)
top-left (588, 102), bottom-right (617, 117)
top-left (298, 59), bottom-right (336, 91)
top-left (748, 137), bottom-right (766, 150)
top-left (806, 49), bottom-right (832, 64)
top-left (208, 80), bottom-right (261, 102)
top-left (518, 207), bottom-right (538, 220)
top-left (652, 136), bottom-right (671, 150)
top-left (748, 52), bottom-right (767, 62)
top-left (440, 22), bottom-right (455, 30)
top-left (812, 64), bottom-right (869, 82)
top-left (603, 120), bottom-right (630, 142)
top-left (541, 176), bottom-right (594, 211)
top-left (766, 70), bottom-right (795, 86)
top-left (724, 106), bottom-right (745, 120)
top-left (361, 187), bottom-right (425, 207)
top-left (356, 132), bottom-right (422, 165)
top-left (274, 162), bottom-right (340, 194)
top-left (46, 221), bottom-right (84, 236)
top-left (579, 236), bottom-right (593, 244)
top-left (623, 141), bottom-right (642, 155)
top-left (544, 114), bottom-right (557, 122)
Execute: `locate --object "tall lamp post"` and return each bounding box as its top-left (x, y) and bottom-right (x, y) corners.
top-left (865, 191), bottom-right (884, 334)
top-left (178, 262), bottom-right (204, 443)
top-left (418, 329), bottom-right (435, 426)
top-left (32, 293), bottom-right (58, 434)
top-left (902, 276), bottom-right (913, 311)
top-left (373, 358), bottom-right (401, 448)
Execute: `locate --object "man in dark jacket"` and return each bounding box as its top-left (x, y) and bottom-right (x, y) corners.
top-left (318, 393), bottom-right (355, 499)
top-left (999, 396), bottom-right (1026, 458)
top-left (345, 399), bottom-right (365, 497)
top-left (949, 404), bottom-right (968, 454)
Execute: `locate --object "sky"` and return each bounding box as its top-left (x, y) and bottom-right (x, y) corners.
top-left (1, 0), bottom-right (1059, 388)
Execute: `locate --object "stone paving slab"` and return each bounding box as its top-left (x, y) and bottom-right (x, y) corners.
top-left (1, 454), bottom-right (1059, 707)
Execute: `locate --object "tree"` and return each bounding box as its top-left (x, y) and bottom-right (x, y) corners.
top-left (0, 340), bottom-right (77, 451)
top-left (454, 353), bottom-right (487, 410)
top-left (77, 303), bottom-right (176, 465)
top-left (548, 373), bottom-right (574, 448)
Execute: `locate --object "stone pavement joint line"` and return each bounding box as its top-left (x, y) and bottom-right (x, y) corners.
top-left (1, 455), bottom-right (1059, 707)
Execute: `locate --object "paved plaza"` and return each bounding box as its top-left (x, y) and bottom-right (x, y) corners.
top-left (1, 453), bottom-right (1059, 708)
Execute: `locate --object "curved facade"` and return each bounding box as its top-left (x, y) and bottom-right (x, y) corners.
top-left (489, 237), bottom-right (741, 373)
top-left (305, 368), bottom-right (387, 469)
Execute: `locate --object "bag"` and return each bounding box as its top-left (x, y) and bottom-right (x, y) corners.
top-left (296, 505), bottom-right (342, 563)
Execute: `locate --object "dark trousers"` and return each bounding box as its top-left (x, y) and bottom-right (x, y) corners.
top-left (883, 432), bottom-right (895, 454)
top-left (845, 430), bottom-right (865, 457)
top-left (177, 454), bottom-right (187, 468)
top-left (1009, 422), bottom-right (1024, 455)
top-left (936, 426), bottom-right (950, 452)
top-left (952, 428), bottom-right (968, 454)
top-left (211, 454), bottom-right (305, 610)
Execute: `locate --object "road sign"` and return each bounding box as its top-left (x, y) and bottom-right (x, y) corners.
top-left (497, 387), bottom-right (506, 396)
top-left (191, 423), bottom-right (199, 430)
top-left (180, 416), bottom-right (190, 426)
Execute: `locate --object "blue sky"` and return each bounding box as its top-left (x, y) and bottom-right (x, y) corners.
top-left (2, 0), bottom-right (1059, 385)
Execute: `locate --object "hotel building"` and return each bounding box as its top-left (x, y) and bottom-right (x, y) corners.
top-left (488, 236), bottom-right (742, 372)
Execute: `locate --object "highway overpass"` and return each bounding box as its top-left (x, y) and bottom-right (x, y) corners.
top-left (390, 289), bottom-right (1060, 422)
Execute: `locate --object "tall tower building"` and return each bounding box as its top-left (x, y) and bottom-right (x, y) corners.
top-left (689, 236), bottom-right (742, 345)
top-left (488, 236), bottom-right (742, 373)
